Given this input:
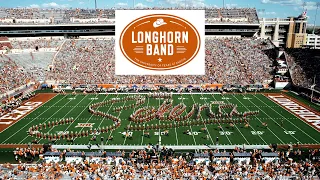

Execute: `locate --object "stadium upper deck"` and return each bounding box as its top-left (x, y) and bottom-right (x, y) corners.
top-left (0, 7), bottom-right (259, 25)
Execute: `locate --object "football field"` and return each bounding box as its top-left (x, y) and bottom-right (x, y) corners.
top-left (0, 92), bottom-right (319, 149)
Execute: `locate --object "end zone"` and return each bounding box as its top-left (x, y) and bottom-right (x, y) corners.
top-left (266, 94), bottom-right (320, 132)
top-left (0, 93), bottom-right (57, 132)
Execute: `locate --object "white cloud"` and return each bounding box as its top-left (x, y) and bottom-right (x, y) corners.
top-left (161, 0), bottom-right (207, 7)
top-left (258, 11), bottom-right (277, 16)
top-left (266, 11), bottom-right (276, 15)
top-left (42, 2), bottom-right (69, 8)
top-left (135, 3), bottom-right (148, 8)
top-left (29, 4), bottom-right (40, 8)
top-left (79, 1), bottom-right (84, 5)
top-left (146, 0), bottom-right (154, 2)
top-left (261, 0), bottom-right (302, 5)
top-left (261, 0), bottom-right (319, 10)
top-left (225, 4), bottom-right (237, 8)
top-left (116, 2), bottom-right (128, 6)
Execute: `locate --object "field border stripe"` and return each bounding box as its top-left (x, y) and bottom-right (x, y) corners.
top-left (0, 93), bottom-right (57, 134)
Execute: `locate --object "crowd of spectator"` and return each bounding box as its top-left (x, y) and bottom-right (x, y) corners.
top-left (0, 146), bottom-right (319, 179)
top-left (205, 8), bottom-right (259, 24)
top-left (0, 54), bottom-right (34, 94)
top-left (10, 37), bottom-right (64, 49)
top-left (285, 49), bottom-right (320, 90)
top-left (0, 7), bottom-right (259, 25)
top-left (0, 35), bottom-right (276, 97)
top-left (64, 9), bottom-right (115, 19)
top-left (46, 38), bottom-right (115, 85)
top-left (46, 37), bottom-right (274, 86)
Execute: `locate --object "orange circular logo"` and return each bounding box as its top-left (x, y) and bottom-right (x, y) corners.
top-left (119, 14), bottom-right (201, 71)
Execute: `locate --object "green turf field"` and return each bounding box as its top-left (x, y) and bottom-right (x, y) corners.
top-left (1, 93), bottom-right (319, 148)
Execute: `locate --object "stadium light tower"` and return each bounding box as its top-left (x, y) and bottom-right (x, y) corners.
top-left (95, 0), bottom-right (97, 9)
top-left (257, 9), bottom-right (265, 16)
top-left (302, 1), bottom-right (306, 10)
top-left (312, 2), bottom-right (320, 34)
top-left (311, 75), bottom-right (316, 103)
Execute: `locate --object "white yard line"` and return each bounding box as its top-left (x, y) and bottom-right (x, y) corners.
top-left (235, 95), bottom-right (285, 144)
top-left (173, 97), bottom-right (179, 146)
top-left (208, 94), bottom-right (232, 145)
top-left (1, 94), bottom-right (64, 144)
top-left (190, 94), bottom-right (215, 145)
top-left (208, 94), bottom-right (249, 145)
top-left (182, 94), bottom-right (197, 145)
top-left (140, 97), bottom-right (150, 145)
top-left (25, 94), bottom-right (87, 144)
top-left (231, 95), bottom-right (268, 144)
top-left (42, 94), bottom-right (90, 134)
top-left (72, 94), bottom-right (110, 142)
top-left (118, 99), bottom-right (131, 145)
top-left (257, 95), bottom-right (319, 144)
top-left (158, 97), bottom-right (161, 146)
top-left (106, 95), bottom-right (126, 146)
top-left (174, 124), bottom-right (179, 145)
top-left (245, 94), bottom-right (301, 143)
top-left (95, 95), bottom-right (111, 131)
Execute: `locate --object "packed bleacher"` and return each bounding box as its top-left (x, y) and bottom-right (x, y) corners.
top-left (0, 54), bottom-right (34, 94)
top-left (285, 49), bottom-right (320, 90)
top-left (46, 37), bottom-right (274, 85)
top-left (0, 7), bottom-right (259, 25)
top-left (10, 37), bottom-right (64, 49)
top-left (7, 52), bottom-right (55, 81)
top-left (205, 8), bottom-right (259, 24)
top-left (1, 145), bottom-right (319, 179)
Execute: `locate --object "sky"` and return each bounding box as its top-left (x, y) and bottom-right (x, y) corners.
top-left (1, 0), bottom-right (319, 26)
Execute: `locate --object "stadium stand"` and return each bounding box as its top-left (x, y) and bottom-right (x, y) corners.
top-left (0, 54), bottom-right (34, 94)
top-left (6, 52), bottom-right (55, 81)
top-left (46, 38), bottom-right (115, 84)
top-left (1, 146), bottom-right (319, 179)
top-left (206, 8), bottom-right (259, 24)
top-left (285, 49), bottom-right (320, 90)
top-left (0, 6), bottom-right (320, 180)
top-left (46, 37), bottom-right (274, 85)
top-left (10, 37), bottom-right (64, 49)
top-left (0, 8), bottom-right (259, 25)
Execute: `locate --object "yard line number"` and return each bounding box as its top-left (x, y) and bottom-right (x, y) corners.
top-left (219, 131), bottom-right (233, 136)
top-left (284, 131), bottom-right (296, 135)
top-left (251, 131), bottom-right (264, 135)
